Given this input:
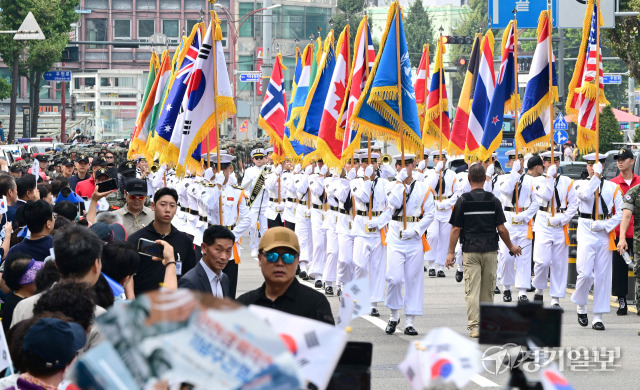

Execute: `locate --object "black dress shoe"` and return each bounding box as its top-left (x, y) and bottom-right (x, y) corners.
top-left (552, 303), bottom-right (564, 313)
top-left (437, 270), bottom-right (446, 278)
top-left (455, 270), bottom-right (463, 282)
top-left (592, 322), bottom-right (605, 331)
top-left (527, 286), bottom-right (536, 292)
top-left (578, 313), bottom-right (589, 327)
top-left (337, 287), bottom-right (342, 298)
top-left (325, 286), bottom-right (334, 295)
top-left (617, 298), bottom-right (628, 316)
top-left (404, 326), bottom-right (418, 336)
top-left (299, 270), bottom-right (308, 280)
top-left (533, 294), bottom-right (544, 303)
top-left (424, 266), bottom-right (427, 272)
top-left (309, 276), bottom-right (316, 281)
top-left (503, 290), bottom-right (512, 302)
top-left (518, 295), bottom-right (529, 303)
top-left (494, 286), bottom-right (501, 294)
top-left (370, 308), bottom-right (380, 317)
top-left (385, 320), bottom-right (399, 334)
top-left (315, 280), bottom-right (323, 288)
top-left (428, 269), bottom-right (436, 277)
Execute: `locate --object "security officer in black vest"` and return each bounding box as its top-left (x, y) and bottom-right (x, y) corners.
top-left (445, 164), bottom-right (522, 338)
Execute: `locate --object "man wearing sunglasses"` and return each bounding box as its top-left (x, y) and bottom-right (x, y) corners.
top-left (236, 226), bottom-right (334, 325)
top-left (114, 179), bottom-right (154, 235)
top-left (240, 148), bottom-right (270, 258)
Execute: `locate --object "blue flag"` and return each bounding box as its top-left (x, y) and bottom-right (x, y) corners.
top-left (284, 47), bottom-right (315, 163)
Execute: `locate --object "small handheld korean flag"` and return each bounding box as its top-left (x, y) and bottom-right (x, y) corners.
top-left (336, 277), bottom-right (371, 329)
top-left (32, 159), bottom-right (39, 185)
top-left (0, 322), bottom-right (14, 374)
top-left (0, 196), bottom-right (7, 215)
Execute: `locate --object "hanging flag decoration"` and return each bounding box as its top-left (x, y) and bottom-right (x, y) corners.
top-left (423, 34), bottom-right (449, 150)
top-left (567, 0), bottom-right (607, 153)
top-left (259, 53), bottom-right (288, 164)
top-left (176, 13), bottom-right (236, 176)
top-left (448, 34), bottom-right (481, 156)
top-left (515, 11), bottom-right (558, 153)
top-left (350, 2), bottom-right (422, 154)
top-left (316, 26), bottom-right (350, 169)
top-left (414, 44), bottom-right (431, 132)
top-left (128, 53), bottom-right (159, 158)
top-left (336, 16), bottom-right (375, 165)
top-left (467, 31), bottom-right (496, 161)
top-left (478, 23), bottom-right (519, 162)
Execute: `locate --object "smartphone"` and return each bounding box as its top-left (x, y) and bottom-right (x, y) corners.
top-left (97, 178), bottom-right (118, 192)
top-left (137, 238), bottom-right (164, 259)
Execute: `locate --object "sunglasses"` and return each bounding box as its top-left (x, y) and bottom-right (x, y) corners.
top-left (128, 194), bottom-right (146, 200)
top-left (254, 156), bottom-right (264, 160)
top-left (264, 251), bottom-right (296, 264)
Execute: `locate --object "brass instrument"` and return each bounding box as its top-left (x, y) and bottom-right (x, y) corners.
top-left (150, 162), bottom-right (160, 172)
top-left (381, 154), bottom-right (392, 166)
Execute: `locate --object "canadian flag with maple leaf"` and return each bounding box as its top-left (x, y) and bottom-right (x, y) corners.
top-left (316, 25), bottom-right (351, 169)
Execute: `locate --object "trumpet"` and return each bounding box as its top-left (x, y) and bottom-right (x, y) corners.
top-left (150, 163), bottom-right (160, 172)
top-left (381, 154), bottom-right (393, 166)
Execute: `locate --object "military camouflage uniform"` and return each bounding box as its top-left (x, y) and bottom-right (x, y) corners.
top-left (621, 184), bottom-right (640, 310)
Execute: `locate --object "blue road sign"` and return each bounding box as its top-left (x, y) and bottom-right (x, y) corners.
top-left (489, 0), bottom-right (558, 29)
top-left (240, 73), bottom-right (261, 82)
top-left (553, 113), bottom-right (568, 131)
top-left (602, 75), bottom-right (622, 85)
top-left (554, 130), bottom-right (569, 145)
top-left (43, 71), bottom-right (71, 82)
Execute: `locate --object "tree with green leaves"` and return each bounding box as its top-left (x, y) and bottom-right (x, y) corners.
top-left (404, 0), bottom-right (434, 68)
top-left (329, 0), bottom-right (365, 47)
top-left (599, 105), bottom-right (623, 153)
top-left (633, 124), bottom-right (640, 143)
top-left (604, 0), bottom-right (640, 84)
top-left (450, 0), bottom-right (487, 91)
top-left (0, 79), bottom-right (10, 101)
top-left (0, 0), bottom-right (80, 142)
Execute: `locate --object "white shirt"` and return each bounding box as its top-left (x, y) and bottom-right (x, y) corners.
top-left (200, 259), bottom-right (224, 297)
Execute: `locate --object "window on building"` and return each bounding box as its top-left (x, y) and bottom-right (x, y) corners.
top-left (239, 2), bottom-right (262, 38)
top-left (220, 20), bottom-right (228, 48)
top-left (138, 19), bottom-right (155, 39)
top-left (184, 0), bottom-right (201, 10)
top-left (238, 55), bottom-right (254, 72)
top-left (112, 0), bottom-right (133, 10)
top-left (136, 0), bottom-right (156, 10)
top-left (282, 6), bottom-right (304, 40)
top-left (160, 0), bottom-right (180, 10)
top-left (186, 19), bottom-right (200, 34)
top-left (163, 20), bottom-right (180, 37)
top-left (305, 8), bottom-right (329, 40)
top-left (86, 18), bottom-right (107, 48)
top-left (85, 0), bottom-right (108, 9)
top-left (114, 20), bottom-right (131, 39)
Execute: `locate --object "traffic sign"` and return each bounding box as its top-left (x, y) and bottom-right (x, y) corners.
top-left (603, 75), bottom-right (622, 85)
top-left (558, 0), bottom-right (614, 29)
top-left (240, 73), bottom-right (261, 82)
top-left (43, 71), bottom-right (71, 82)
top-left (554, 130), bottom-right (569, 145)
top-left (489, 0), bottom-right (557, 29)
top-left (553, 113), bottom-right (568, 131)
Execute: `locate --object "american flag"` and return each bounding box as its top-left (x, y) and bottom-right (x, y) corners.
top-left (576, 0), bottom-right (604, 133)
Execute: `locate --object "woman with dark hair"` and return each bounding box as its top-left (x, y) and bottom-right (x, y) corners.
top-left (1, 252), bottom-right (43, 334)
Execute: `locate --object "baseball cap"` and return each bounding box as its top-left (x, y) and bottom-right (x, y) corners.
top-left (613, 147), bottom-right (634, 160)
top-left (22, 318), bottom-right (86, 369)
top-left (95, 167), bottom-right (111, 179)
top-left (93, 156), bottom-right (109, 167)
top-left (118, 160), bottom-right (136, 175)
top-left (90, 222), bottom-right (127, 242)
top-left (9, 163), bottom-right (22, 173)
top-left (62, 157), bottom-right (75, 166)
top-left (258, 226), bottom-right (300, 254)
top-left (76, 154), bottom-right (90, 163)
top-left (35, 154), bottom-right (50, 162)
top-left (125, 179), bottom-right (147, 196)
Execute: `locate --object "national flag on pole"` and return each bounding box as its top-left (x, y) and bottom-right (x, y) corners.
top-left (414, 44), bottom-right (431, 132)
top-left (567, 0), bottom-right (608, 153)
top-left (316, 26), bottom-right (350, 168)
top-left (239, 119), bottom-right (248, 133)
top-left (157, 24), bottom-right (203, 166)
top-left (478, 23), bottom-right (519, 162)
top-left (176, 14), bottom-right (236, 177)
top-left (467, 31), bottom-right (496, 161)
top-left (449, 34), bottom-right (481, 156)
top-left (128, 53), bottom-right (159, 158)
top-left (350, 1), bottom-right (422, 155)
top-left (283, 47), bottom-right (315, 163)
top-left (287, 44), bottom-right (314, 139)
top-left (336, 16), bottom-right (375, 165)
top-left (515, 11), bottom-right (558, 153)
top-left (423, 35), bottom-right (449, 149)
top-left (259, 53), bottom-right (288, 163)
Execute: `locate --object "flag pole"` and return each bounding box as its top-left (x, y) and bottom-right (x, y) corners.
top-left (419, 43), bottom-right (429, 162)
top-left (513, 11), bottom-right (521, 214)
top-left (438, 28), bottom-right (443, 202)
top-left (395, 3), bottom-right (407, 230)
top-left (594, 0), bottom-right (601, 221)
top-left (211, 11), bottom-right (223, 224)
top-left (547, 1), bottom-right (556, 217)
top-left (363, 19), bottom-right (373, 221)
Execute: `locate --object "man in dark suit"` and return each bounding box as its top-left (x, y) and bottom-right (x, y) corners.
top-left (178, 225), bottom-right (235, 297)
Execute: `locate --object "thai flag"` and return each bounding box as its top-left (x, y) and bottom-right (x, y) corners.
top-left (466, 32), bottom-right (495, 160)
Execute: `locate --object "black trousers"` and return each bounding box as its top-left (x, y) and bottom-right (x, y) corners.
top-left (267, 214), bottom-right (285, 228)
top-left (223, 259), bottom-right (238, 299)
top-left (612, 237), bottom-right (633, 298)
top-left (284, 221), bottom-right (295, 231)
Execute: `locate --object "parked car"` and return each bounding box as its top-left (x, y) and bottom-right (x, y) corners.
top-left (603, 149), bottom-right (640, 180)
top-left (559, 161), bottom-right (587, 180)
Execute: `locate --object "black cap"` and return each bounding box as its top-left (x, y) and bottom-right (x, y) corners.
top-left (90, 222), bottom-right (127, 242)
top-left (527, 155), bottom-right (544, 170)
top-left (118, 160), bottom-right (136, 174)
top-left (125, 179), bottom-right (147, 196)
top-left (95, 167), bottom-right (111, 179)
top-left (613, 147), bottom-right (634, 160)
top-left (9, 163), bottom-right (21, 173)
top-left (22, 318), bottom-right (86, 369)
top-left (62, 157), bottom-right (75, 166)
top-left (93, 156), bottom-right (109, 167)
top-left (35, 154), bottom-right (50, 162)
top-left (76, 154), bottom-right (90, 163)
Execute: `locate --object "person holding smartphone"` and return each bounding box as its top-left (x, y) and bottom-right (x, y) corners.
top-left (75, 157), bottom-right (110, 198)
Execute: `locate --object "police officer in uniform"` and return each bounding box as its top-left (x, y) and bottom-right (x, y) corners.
top-left (446, 164), bottom-right (521, 338)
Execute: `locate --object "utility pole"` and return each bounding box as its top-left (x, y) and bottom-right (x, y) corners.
top-left (558, 28), bottom-right (565, 110)
top-left (261, 0), bottom-right (273, 115)
top-left (629, 76), bottom-right (636, 116)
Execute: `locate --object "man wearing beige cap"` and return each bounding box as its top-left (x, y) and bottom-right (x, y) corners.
top-left (236, 227), bottom-right (334, 325)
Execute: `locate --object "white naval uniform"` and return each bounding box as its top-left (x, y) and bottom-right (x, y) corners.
top-left (308, 173), bottom-right (327, 279)
top-left (571, 176), bottom-right (623, 315)
top-left (334, 177), bottom-right (355, 287)
top-left (282, 170), bottom-right (297, 228)
top-left (532, 174), bottom-right (578, 299)
top-left (294, 172), bottom-right (313, 267)
top-left (240, 165), bottom-right (270, 253)
top-left (385, 179), bottom-right (436, 317)
top-left (322, 177), bottom-right (340, 288)
top-left (484, 172), bottom-right (505, 284)
top-left (351, 174), bottom-right (392, 305)
top-left (498, 171), bottom-right (539, 293)
top-left (452, 170), bottom-right (472, 270)
top-left (424, 168), bottom-right (458, 270)
top-left (264, 171), bottom-right (284, 225)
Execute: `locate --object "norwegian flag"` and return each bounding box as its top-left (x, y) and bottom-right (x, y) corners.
top-left (414, 44), bottom-right (431, 131)
top-left (337, 17), bottom-right (375, 163)
top-left (259, 54), bottom-right (288, 162)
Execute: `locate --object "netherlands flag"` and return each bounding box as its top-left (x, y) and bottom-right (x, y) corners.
top-left (466, 31), bottom-right (495, 160)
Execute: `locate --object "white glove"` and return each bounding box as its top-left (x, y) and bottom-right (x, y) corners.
top-left (512, 159), bottom-right (521, 174)
top-left (417, 160), bottom-right (426, 171)
top-left (486, 164), bottom-right (495, 177)
top-left (546, 164), bottom-right (557, 178)
top-left (400, 229), bottom-right (418, 240)
top-left (314, 166), bottom-right (320, 174)
top-left (435, 160), bottom-right (444, 173)
top-left (203, 167), bottom-right (214, 181)
top-left (319, 165), bottom-right (328, 176)
top-left (590, 220), bottom-right (605, 232)
top-left (593, 161), bottom-right (603, 175)
top-left (547, 215), bottom-right (562, 227)
top-left (294, 164), bottom-right (302, 174)
top-left (364, 164), bottom-right (374, 178)
top-left (435, 201), bottom-right (443, 210)
top-left (380, 164), bottom-right (397, 180)
top-left (214, 171), bottom-right (225, 186)
top-left (275, 164), bottom-right (283, 175)
top-left (512, 214), bottom-right (525, 223)
top-left (357, 167), bottom-right (365, 178)
top-left (305, 165), bottom-right (313, 175)
top-left (303, 208), bottom-right (312, 218)
top-left (275, 203), bottom-right (285, 213)
top-left (396, 168), bottom-right (408, 182)
top-left (347, 168), bottom-right (357, 181)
